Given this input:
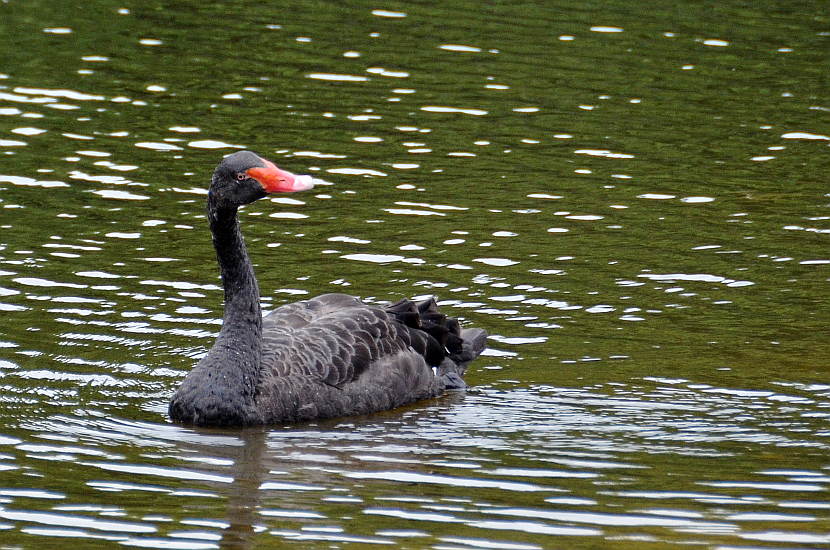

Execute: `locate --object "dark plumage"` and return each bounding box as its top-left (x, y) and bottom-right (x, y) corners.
top-left (168, 151), bottom-right (487, 427)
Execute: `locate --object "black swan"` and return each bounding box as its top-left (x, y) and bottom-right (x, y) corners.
top-left (169, 151), bottom-right (487, 427)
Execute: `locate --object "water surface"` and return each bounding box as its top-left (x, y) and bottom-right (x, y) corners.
top-left (1, 1), bottom-right (828, 548)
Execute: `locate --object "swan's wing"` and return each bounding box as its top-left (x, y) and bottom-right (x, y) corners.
top-left (260, 293), bottom-right (413, 387)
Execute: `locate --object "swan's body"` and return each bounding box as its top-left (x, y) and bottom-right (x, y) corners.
top-left (169, 151), bottom-right (486, 427)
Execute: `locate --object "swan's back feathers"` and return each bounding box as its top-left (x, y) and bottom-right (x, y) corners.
top-left (260, 293), bottom-right (409, 386)
top-left (252, 293), bottom-right (487, 421)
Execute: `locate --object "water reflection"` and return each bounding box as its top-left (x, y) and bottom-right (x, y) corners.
top-left (0, 376), bottom-right (829, 547)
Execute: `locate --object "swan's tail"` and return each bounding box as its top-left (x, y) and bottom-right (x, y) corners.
top-left (386, 297), bottom-right (487, 389)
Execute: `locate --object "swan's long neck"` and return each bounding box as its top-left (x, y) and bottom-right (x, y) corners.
top-left (206, 199), bottom-right (263, 391)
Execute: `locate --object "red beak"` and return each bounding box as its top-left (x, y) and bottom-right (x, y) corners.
top-left (246, 158), bottom-right (314, 193)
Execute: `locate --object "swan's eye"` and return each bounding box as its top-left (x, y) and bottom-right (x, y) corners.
top-left (236, 173), bottom-right (247, 181)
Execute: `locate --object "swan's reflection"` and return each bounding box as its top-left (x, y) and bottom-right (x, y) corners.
top-left (220, 427), bottom-right (268, 549)
top-left (164, 392), bottom-right (469, 548)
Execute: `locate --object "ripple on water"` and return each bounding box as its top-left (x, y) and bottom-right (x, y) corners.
top-left (0, 508), bottom-right (156, 534)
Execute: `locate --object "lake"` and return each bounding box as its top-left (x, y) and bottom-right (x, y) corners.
top-left (0, 1), bottom-right (828, 548)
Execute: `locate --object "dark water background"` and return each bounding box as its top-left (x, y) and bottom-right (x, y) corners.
top-left (0, 1), bottom-right (828, 548)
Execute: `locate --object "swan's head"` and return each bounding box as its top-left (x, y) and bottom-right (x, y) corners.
top-left (210, 151), bottom-right (314, 206)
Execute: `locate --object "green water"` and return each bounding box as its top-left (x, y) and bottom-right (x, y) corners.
top-left (0, 1), bottom-right (828, 548)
